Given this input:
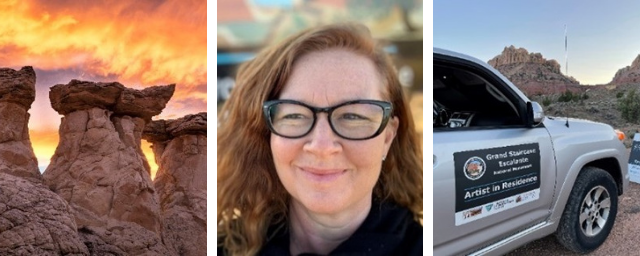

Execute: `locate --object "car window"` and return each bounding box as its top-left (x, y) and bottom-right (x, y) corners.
top-left (433, 62), bottom-right (523, 129)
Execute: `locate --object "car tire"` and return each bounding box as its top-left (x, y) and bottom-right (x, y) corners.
top-left (555, 166), bottom-right (618, 253)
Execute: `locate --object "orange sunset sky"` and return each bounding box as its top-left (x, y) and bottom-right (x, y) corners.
top-left (0, 0), bottom-right (206, 178)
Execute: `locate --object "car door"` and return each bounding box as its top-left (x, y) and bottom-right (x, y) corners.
top-left (433, 128), bottom-right (555, 254)
top-left (432, 53), bottom-right (556, 255)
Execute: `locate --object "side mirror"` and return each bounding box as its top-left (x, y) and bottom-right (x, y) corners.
top-left (526, 101), bottom-right (545, 127)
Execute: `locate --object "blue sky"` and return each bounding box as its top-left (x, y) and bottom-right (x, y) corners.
top-left (434, 0), bottom-right (640, 85)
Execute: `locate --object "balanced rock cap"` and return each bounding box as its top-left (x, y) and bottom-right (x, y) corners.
top-left (49, 79), bottom-right (175, 120)
top-left (0, 66), bottom-right (36, 109)
top-left (143, 112), bottom-right (206, 142)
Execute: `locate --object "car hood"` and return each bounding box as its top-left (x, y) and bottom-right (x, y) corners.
top-left (544, 116), bottom-right (614, 130)
top-left (542, 116), bottom-right (621, 145)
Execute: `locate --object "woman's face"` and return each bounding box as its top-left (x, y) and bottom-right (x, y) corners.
top-left (270, 48), bottom-right (398, 215)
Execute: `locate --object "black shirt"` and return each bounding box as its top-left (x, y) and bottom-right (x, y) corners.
top-left (258, 199), bottom-right (423, 256)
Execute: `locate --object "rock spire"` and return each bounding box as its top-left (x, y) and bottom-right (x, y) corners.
top-left (143, 112), bottom-right (207, 256)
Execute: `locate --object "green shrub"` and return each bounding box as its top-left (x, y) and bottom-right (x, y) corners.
top-left (618, 88), bottom-right (640, 123)
top-left (557, 90), bottom-right (574, 102)
top-left (558, 90), bottom-right (588, 103)
top-left (616, 91), bottom-right (624, 98)
top-left (542, 96), bottom-right (552, 107)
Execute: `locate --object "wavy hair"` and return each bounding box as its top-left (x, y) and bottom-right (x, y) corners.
top-left (217, 23), bottom-right (422, 255)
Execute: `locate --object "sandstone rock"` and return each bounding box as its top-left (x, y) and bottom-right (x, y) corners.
top-left (0, 66), bottom-right (36, 108)
top-left (114, 86), bottom-right (175, 120)
top-left (143, 112), bottom-right (207, 256)
top-left (488, 46), bottom-right (558, 70)
top-left (44, 80), bottom-right (175, 255)
top-left (78, 224), bottom-right (169, 256)
top-left (0, 173), bottom-right (88, 255)
top-left (0, 67), bottom-right (40, 183)
top-left (143, 112), bottom-right (207, 143)
top-left (50, 80), bottom-right (175, 121)
top-left (488, 46), bottom-right (581, 96)
top-left (610, 54), bottom-right (640, 85)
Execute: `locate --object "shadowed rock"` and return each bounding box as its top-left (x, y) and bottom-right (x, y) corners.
top-left (0, 66), bottom-right (36, 108)
top-left (44, 81), bottom-right (175, 255)
top-left (0, 67), bottom-right (86, 254)
top-left (0, 173), bottom-right (89, 255)
top-left (143, 112), bottom-right (206, 256)
top-left (0, 66), bottom-right (40, 183)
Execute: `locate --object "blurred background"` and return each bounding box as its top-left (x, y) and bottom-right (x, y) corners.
top-left (217, 0), bottom-right (423, 144)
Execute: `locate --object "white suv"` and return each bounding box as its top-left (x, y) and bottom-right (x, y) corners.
top-left (433, 48), bottom-right (629, 255)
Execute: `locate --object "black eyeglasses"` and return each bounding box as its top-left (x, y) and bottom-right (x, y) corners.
top-left (263, 99), bottom-right (393, 140)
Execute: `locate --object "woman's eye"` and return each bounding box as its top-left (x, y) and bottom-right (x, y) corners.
top-left (341, 113), bottom-right (367, 120)
top-left (282, 113), bottom-right (307, 119)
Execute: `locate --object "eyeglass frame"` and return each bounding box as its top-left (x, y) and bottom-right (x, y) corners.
top-left (262, 99), bottom-right (393, 140)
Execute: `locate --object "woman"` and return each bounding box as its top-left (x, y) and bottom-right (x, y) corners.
top-left (218, 23), bottom-right (423, 255)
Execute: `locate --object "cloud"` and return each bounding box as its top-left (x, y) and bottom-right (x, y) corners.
top-left (0, 0), bottom-right (206, 105)
top-left (158, 96), bottom-right (207, 120)
top-left (2, 0), bottom-right (206, 174)
top-left (26, 68), bottom-right (121, 131)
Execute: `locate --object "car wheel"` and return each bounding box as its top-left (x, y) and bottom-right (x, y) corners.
top-left (555, 166), bottom-right (618, 253)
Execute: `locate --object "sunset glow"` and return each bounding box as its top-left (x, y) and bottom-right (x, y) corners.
top-left (0, 0), bottom-right (206, 177)
top-left (30, 130), bottom-right (160, 179)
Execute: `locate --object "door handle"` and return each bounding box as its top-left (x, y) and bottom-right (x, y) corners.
top-left (433, 155), bottom-right (438, 168)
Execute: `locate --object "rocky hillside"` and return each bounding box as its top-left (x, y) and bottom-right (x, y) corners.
top-left (488, 46), bottom-right (640, 147)
top-left (611, 54), bottom-right (640, 85)
top-left (529, 83), bottom-right (640, 147)
top-left (488, 46), bottom-right (581, 96)
top-left (0, 66), bottom-right (207, 255)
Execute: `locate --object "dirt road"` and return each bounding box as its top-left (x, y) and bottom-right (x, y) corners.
top-left (507, 181), bottom-right (640, 256)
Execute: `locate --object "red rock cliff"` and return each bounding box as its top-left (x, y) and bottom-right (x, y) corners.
top-left (610, 54), bottom-right (640, 85)
top-left (488, 45), bottom-right (581, 95)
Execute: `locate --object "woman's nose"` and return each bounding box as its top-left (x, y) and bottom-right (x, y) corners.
top-left (302, 115), bottom-right (342, 156)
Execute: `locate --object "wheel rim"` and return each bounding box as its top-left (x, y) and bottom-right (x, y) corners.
top-left (579, 185), bottom-right (611, 237)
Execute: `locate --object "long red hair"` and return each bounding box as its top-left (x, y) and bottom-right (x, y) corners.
top-left (217, 23), bottom-right (422, 255)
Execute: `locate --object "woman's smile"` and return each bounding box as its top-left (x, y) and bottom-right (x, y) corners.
top-left (299, 166), bottom-right (348, 183)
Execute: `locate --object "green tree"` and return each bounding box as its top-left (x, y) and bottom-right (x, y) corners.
top-left (618, 88), bottom-right (640, 123)
top-left (558, 90), bottom-right (574, 102)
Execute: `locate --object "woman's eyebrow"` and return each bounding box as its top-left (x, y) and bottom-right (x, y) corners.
top-left (275, 98), bottom-right (374, 107)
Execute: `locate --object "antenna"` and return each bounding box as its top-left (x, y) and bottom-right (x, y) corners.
top-left (564, 25), bottom-right (570, 128)
top-left (565, 25), bottom-right (568, 76)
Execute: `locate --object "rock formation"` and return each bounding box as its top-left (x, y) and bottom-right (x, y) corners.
top-left (0, 67), bottom-right (41, 183)
top-left (488, 46), bottom-right (581, 95)
top-left (143, 112), bottom-right (207, 256)
top-left (49, 80), bottom-right (174, 122)
top-left (0, 67), bottom-right (88, 255)
top-left (0, 173), bottom-right (89, 255)
top-left (43, 80), bottom-right (176, 255)
top-left (610, 54), bottom-right (640, 85)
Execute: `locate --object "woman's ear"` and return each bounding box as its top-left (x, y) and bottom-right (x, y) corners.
top-left (383, 116), bottom-right (399, 157)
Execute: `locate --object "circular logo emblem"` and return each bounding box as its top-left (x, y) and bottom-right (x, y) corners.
top-left (464, 156), bottom-right (486, 180)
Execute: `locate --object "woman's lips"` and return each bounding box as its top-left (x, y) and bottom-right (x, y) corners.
top-left (299, 167), bottom-right (346, 182)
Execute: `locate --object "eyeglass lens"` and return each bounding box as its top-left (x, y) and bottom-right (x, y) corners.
top-left (268, 102), bottom-right (385, 139)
